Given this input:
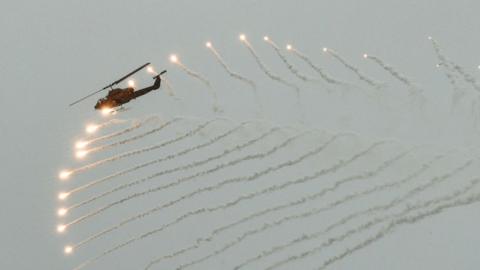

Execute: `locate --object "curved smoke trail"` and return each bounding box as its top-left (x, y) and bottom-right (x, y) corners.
top-left (234, 154), bottom-right (471, 269)
top-left (206, 41), bottom-right (256, 89)
top-left (239, 35), bottom-right (299, 92)
top-left (66, 120), bottom-right (262, 197)
top-left (146, 142), bottom-right (394, 269)
top-left (67, 130), bottom-right (334, 231)
top-left (264, 37), bottom-right (317, 82)
top-left (84, 118), bottom-right (191, 155)
top-left (66, 125), bottom-right (281, 212)
top-left (324, 47), bottom-right (382, 88)
top-left (170, 55), bottom-right (220, 111)
top-left (287, 44), bottom-right (346, 85)
top-left (67, 117), bottom-right (224, 176)
top-left (363, 54), bottom-right (420, 92)
top-left (71, 132), bottom-right (358, 269)
top-left (316, 191), bottom-right (480, 270)
top-left (429, 37), bottom-right (480, 93)
top-left (266, 176), bottom-right (480, 270)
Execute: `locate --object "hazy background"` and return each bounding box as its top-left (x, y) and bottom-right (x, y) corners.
top-left (1, 0), bottom-right (480, 269)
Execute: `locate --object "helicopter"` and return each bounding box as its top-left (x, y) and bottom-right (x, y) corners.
top-left (69, 62), bottom-right (166, 111)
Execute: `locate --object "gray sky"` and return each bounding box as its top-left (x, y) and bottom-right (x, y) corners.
top-left (1, 0), bottom-right (480, 269)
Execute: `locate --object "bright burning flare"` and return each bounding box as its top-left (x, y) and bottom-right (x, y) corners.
top-left (205, 41), bottom-right (212, 48)
top-left (127, 79), bottom-right (135, 88)
top-left (147, 66), bottom-right (155, 74)
top-left (322, 47), bottom-right (328, 52)
top-left (57, 224), bottom-right (66, 233)
top-left (169, 54), bottom-right (178, 63)
top-left (101, 107), bottom-right (114, 116)
top-left (239, 34), bottom-right (246, 41)
top-left (263, 36), bottom-right (269, 41)
top-left (57, 208), bottom-right (68, 217)
top-left (58, 170), bottom-right (71, 180)
top-left (363, 53), bottom-right (369, 59)
top-left (75, 150), bottom-right (88, 159)
top-left (85, 124), bottom-right (99, 134)
top-left (286, 44), bottom-right (292, 51)
top-left (58, 192), bottom-right (69, 200)
top-left (75, 140), bottom-right (89, 149)
top-left (64, 246), bottom-right (73, 254)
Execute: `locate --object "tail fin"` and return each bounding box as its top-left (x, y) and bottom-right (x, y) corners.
top-left (153, 70), bottom-right (167, 79)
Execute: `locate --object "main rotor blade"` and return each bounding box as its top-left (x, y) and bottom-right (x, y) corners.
top-left (69, 62), bottom-right (150, 107)
top-left (69, 88), bottom-right (105, 106)
top-left (102, 62), bottom-right (150, 90)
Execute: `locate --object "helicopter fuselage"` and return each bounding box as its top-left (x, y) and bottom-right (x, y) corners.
top-left (94, 87), bottom-right (135, 110)
top-left (94, 76), bottom-right (162, 110)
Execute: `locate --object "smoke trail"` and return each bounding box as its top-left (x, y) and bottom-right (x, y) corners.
top-left (71, 133), bottom-right (355, 267)
top-left (429, 37), bottom-right (480, 93)
top-left (429, 38), bottom-right (463, 80)
top-left (231, 154), bottom-right (445, 269)
top-left (317, 191), bottom-right (480, 270)
top-left (471, 96), bottom-right (480, 130)
top-left (234, 155), bottom-right (469, 269)
top-left (70, 127), bottom-right (284, 255)
top-left (68, 117), bottom-right (217, 176)
top-left (446, 60), bottom-right (480, 92)
top-left (438, 65), bottom-right (466, 111)
top-left (68, 118), bottom-right (181, 175)
top-left (170, 54), bottom-right (220, 111)
top-left (84, 119), bottom-right (127, 136)
top-left (66, 121), bottom-right (257, 197)
top-left (84, 118), bottom-right (193, 155)
top-left (324, 47), bottom-right (382, 88)
top-left (153, 142), bottom-right (388, 270)
top-left (162, 76), bottom-right (176, 96)
top-left (322, 157), bottom-right (473, 234)
top-left (67, 126), bottom-right (280, 212)
top-left (429, 37), bottom-right (450, 68)
top-left (263, 37), bottom-right (316, 82)
top-left (287, 45), bottom-right (346, 85)
top-left (239, 35), bottom-right (299, 92)
top-left (363, 53), bottom-right (428, 109)
top-left (145, 148), bottom-right (407, 269)
top-left (98, 118), bottom-right (125, 127)
top-left (81, 117), bottom-right (156, 147)
top-left (239, 35), bottom-right (305, 121)
top-left (206, 41), bottom-right (256, 89)
top-left (205, 41), bottom-right (263, 115)
top-left (68, 130), bottom-right (336, 228)
top-left (428, 36), bottom-right (469, 110)
top-left (229, 153), bottom-right (445, 268)
top-left (266, 177), bottom-right (480, 270)
top-left (67, 127), bottom-right (292, 234)
top-left (171, 56), bottom-right (211, 88)
top-left (363, 54), bottom-right (420, 92)
top-left (148, 151), bottom-right (445, 270)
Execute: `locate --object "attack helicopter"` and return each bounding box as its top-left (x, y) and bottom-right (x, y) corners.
top-left (69, 62), bottom-right (166, 112)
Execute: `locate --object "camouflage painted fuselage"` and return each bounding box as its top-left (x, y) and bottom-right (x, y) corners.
top-left (94, 76), bottom-right (161, 110)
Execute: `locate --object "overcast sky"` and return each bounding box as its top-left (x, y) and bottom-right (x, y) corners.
top-left (1, 1), bottom-right (480, 269)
